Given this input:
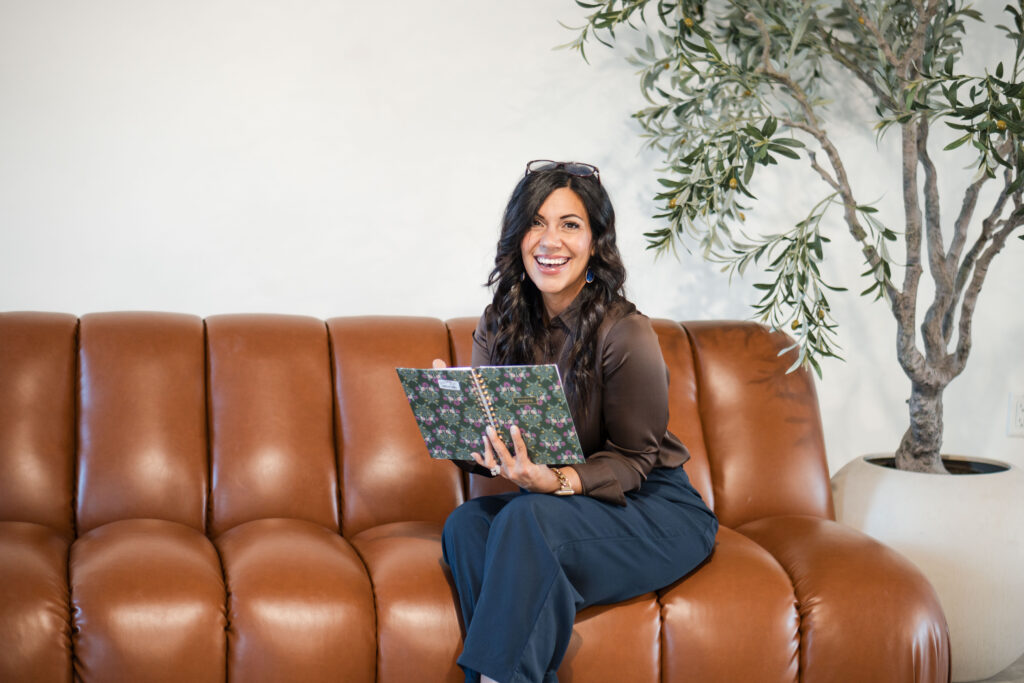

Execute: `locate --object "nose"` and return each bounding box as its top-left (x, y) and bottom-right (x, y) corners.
top-left (538, 224), bottom-right (561, 249)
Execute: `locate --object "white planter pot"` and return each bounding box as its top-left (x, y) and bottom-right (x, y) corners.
top-left (832, 455), bottom-right (1024, 682)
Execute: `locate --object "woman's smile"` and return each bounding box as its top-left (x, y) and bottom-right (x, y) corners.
top-left (534, 254), bottom-right (571, 273)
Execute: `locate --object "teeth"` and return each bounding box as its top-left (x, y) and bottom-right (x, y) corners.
top-left (537, 256), bottom-right (569, 266)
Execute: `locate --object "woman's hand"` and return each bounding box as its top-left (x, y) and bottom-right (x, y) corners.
top-left (471, 424), bottom-right (570, 494)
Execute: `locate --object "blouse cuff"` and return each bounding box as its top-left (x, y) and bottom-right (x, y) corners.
top-left (573, 458), bottom-right (628, 506)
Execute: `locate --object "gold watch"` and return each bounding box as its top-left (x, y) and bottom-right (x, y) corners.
top-left (552, 468), bottom-right (575, 496)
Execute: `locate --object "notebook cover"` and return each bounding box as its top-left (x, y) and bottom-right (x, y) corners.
top-left (396, 364), bottom-right (584, 465)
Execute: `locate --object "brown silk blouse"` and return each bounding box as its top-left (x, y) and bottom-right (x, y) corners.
top-left (469, 295), bottom-right (690, 506)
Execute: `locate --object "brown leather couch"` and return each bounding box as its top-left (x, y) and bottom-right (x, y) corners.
top-left (1, 312), bottom-right (949, 682)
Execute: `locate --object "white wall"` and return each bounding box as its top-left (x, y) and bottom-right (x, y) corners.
top-left (1, 0), bottom-right (1021, 474)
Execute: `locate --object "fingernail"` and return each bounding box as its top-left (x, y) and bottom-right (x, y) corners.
top-left (511, 425), bottom-right (519, 434)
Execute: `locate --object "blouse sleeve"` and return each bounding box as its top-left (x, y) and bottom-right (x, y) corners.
top-left (571, 314), bottom-right (671, 505)
top-left (470, 308), bottom-right (492, 368)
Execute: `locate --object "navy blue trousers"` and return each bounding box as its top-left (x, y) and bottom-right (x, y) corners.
top-left (441, 466), bottom-right (718, 683)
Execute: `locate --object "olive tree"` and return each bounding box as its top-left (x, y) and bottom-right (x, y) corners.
top-left (566, 0), bottom-right (1024, 472)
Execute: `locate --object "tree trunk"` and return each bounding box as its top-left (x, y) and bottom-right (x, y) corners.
top-left (894, 382), bottom-right (949, 473)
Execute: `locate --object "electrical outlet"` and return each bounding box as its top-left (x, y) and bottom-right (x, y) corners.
top-left (1009, 393), bottom-right (1024, 438)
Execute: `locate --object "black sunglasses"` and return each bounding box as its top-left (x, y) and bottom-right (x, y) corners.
top-left (525, 159), bottom-right (600, 181)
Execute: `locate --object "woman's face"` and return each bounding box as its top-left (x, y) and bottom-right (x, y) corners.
top-left (520, 186), bottom-right (594, 319)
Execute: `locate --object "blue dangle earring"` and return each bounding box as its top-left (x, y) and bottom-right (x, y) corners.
top-left (585, 268), bottom-right (594, 284)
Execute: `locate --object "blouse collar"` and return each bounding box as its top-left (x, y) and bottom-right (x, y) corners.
top-left (548, 293), bottom-right (585, 332)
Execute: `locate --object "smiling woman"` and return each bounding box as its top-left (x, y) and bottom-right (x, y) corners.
top-left (436, 161), bottom-right (719, 683)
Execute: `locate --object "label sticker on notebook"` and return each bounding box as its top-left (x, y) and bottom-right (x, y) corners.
top-left (438, 379), bottom-right (461, 391)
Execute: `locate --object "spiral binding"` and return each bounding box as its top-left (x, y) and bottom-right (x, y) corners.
top-left (471, 369), bottom-right (504, 444)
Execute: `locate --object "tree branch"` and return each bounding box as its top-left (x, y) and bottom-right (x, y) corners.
top-left (896, 119), bottom-right (929, 380)
top-left (943, 148), bottom-right (1018, 343)
top-left (917, 118), bottom-right (955, 362)
top-left (843, 0), bottom-right (900, 68)
top-left (951, 215), bottom-right (1023, 376)
top-left (917, 119), bottom-right (945, 282)
top-left (900, 0), bottom-right (942, 77)
top-left (749, 10), bottom-right (901, 316)
top-left (947, 174), bottom-right (988, 271)
top-left (818, 28), bottom-right (898, 110)
top-left (804, 148), bottom-right (842, 192)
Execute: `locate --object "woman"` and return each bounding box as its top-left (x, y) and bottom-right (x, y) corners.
top-left (439, 160), bottom-right (718, 683)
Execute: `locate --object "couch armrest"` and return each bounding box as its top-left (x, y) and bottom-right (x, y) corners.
top-left (737, 515), bottom-right (950, 683)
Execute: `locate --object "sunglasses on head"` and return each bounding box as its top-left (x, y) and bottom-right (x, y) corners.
top-left (525, 160), bottom-right (600, 181)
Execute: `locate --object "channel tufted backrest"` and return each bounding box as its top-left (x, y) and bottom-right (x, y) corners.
top-left (649, 319), bottom-right (714, 508)
top-left (329, 316), bottom-right (465, 539)
top-left (684, 320), bottom-right (833, 528)
top-left (0, 312), bottom-right (77, 538)
top-left (206, 314), bottom-right (340, 538)
top-left (0, 312), bottom-right (832, 542)
top-left (77, 313), bottom-right (209, 535)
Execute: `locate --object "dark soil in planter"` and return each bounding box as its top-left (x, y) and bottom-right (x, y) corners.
top-left (867, 456), bottom-right (1009, 475)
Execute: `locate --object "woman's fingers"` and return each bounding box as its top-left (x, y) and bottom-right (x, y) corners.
top-left (485, 426), bottom-right (513, 467)
top-left (473, 436), bottom-right (498, 468)
top-left (481, 425), bottom-right (546, 487)
top-left (469, 449), bottom-right (489, 469)
top-left (486, 427), bottom-right (518, 477)
top-left (470, 441), bottom-right (502, 477)
top-left (509, 425), bottom-right (529, 463)
top-left (431, 358), bottom-right (448, 369)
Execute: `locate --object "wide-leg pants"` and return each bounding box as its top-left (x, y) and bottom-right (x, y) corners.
top-left (441, 465), bottom-right (718, 683)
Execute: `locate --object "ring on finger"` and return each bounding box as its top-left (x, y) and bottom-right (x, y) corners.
top-left (489, 465), bottom-right (501, 477)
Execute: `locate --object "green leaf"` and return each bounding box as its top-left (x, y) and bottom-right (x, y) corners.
top-left (744, 124), bottom-right (764, 139)
top-left (956, 102), bottom-right (989, 118)
top-left (771, 137), bottom-right (806, 148)
top-left (768, 144), bottom-right (801, 159)
top-left (743, 157), bottom-right (755, 184)
top-left (944, 133), bottom-right (972, 150)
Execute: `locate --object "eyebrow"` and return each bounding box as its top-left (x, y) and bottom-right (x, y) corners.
top-left (534, 213), bottom-right (586, 221)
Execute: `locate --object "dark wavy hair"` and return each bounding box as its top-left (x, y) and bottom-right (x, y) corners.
top-left (486, 168), bottom-right (628, 413)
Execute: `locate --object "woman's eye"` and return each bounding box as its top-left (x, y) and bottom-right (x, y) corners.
top-left (563, 222), bottom-right (580, 230)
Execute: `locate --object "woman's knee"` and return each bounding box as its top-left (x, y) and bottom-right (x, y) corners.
top-left (491, 493), bottom-right (569, 543)
top-left (442, 495), bottom-right (509, 559)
